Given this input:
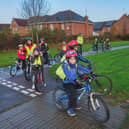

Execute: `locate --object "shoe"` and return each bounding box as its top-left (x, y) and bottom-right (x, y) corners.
top-left (75, 105), bottom-right (82, 110)
top-left (32, 84), bottom-right (35, 89)
top-left (67, 108), bottom-right (76, 117)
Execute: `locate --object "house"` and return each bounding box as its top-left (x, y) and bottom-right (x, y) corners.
top-left (10, 10), bottom-right (93, 36)
top-left (0, 24), bottom-right (10, 32)
top-left (111, 14), bottom-right (129, 36)
top-left (93, 20), bottom-right (116, 36)
top-left (10, 18), bottom-right (29, 35)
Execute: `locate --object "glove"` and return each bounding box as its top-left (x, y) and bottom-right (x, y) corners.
top-left (75, 79), bottom-right (83, 86)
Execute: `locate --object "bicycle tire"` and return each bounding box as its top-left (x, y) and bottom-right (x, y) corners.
top-left (53, 88), bottom-right (69, 111)
top-left (91, 74), bottom-right (112, 96)
top-left (35, 72), bottom-right (45, 92)
top-left (24, 64), bottom-right (32, 81)
top-left (88, 94), bottom-right (110, 123)
top-left (10, 64), bottom-right (18, 77)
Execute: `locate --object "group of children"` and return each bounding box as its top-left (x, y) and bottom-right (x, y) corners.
top-left (17, 37), bottom-right (92, 117)
top-left (17, 37), bottom-right (49, 67)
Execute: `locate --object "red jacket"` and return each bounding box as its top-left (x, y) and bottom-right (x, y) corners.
top-left (17, 49), bottom-right (26, 60)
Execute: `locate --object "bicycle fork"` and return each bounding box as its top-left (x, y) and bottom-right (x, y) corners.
top-left (90, 92), bottom-right (100, 111)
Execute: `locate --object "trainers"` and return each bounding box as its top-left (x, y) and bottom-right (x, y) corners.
top-left (75, 105), bottom-right (81, 110)
top-left (32, 84), bottom-right (35, 89)
top-left (67, 108), bottom-right (76, 117)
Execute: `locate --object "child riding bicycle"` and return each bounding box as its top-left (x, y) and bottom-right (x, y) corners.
top-left (61, 40), bottom-right (92, 69)
top-left (58, 41), bottom-right (68, 57)
top-left (17, 44), bottom-right (26, 70)
top-left (31, 47), bottom-right (46, 90)
top-left (56, 50), bottom-right (91, 117)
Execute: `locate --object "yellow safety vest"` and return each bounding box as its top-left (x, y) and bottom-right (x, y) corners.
top-left (56, 64), bottom-right (78, 80)
top-left (33, 56), bottom-right (42, 65)
top-left (62, 46), bottom-right (67, 51)
top-left (77, 36), bottom-right (83, 45)
top-left (60, 55), bottom-right (66, 63)
top-left (25, 44), bottom-right (36, 58)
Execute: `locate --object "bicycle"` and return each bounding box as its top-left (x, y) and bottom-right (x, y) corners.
top-left (32, 64), bottom-right (46, 92)
top-left (10, 58), bottom-right (25, 77)
top-left (53, 72), bottom-right (110, 123)
top-left (24, 57), bottom-right (32, 81)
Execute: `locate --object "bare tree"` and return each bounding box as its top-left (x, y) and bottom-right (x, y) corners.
top-left (19, 0), bottom-right (50, 18)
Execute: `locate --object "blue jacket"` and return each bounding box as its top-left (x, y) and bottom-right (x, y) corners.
top-left (62, 61), bottom-right (91, 84)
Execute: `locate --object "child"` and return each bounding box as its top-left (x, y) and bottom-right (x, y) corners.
top-left (31, 48), bottom-right (46, 90)
top-left (58, 41), bottom-right (68, 57)
top-left (62, 50), bottom-right (91, 116)
top-left (17, 44), bottom-right (26, 70)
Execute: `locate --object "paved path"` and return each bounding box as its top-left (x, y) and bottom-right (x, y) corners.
top-left (0, 90), bottom-right (127, 129)
top-left (83, 45), bottom-right (129, 56)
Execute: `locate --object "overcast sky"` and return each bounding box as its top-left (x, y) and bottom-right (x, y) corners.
top-left (0, 0), bottom-right (129, 23)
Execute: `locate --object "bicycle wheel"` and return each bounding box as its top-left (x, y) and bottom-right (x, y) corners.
top-left (91, 75), bottom-right (112, 96)
top-left (53, 88), bottom-right (69, 111)
top-left (24, 63), bottom-right (32, 81)
top-left (88, 94), bottom-right (110, 123)
top-left (54, 54), bottom-right (61, 63)
top-left (10, 64), bottom-right (18, 77)
top-left (35, 72), bottom-right (46, 92)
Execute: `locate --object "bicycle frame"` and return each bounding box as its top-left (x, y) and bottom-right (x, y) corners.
top-left (58, 83), bottom-right (100, 111)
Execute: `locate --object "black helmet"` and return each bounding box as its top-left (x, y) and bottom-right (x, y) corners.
top-left (40, 37), bottom-right (45, 41)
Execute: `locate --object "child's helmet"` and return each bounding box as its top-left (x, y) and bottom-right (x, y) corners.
top-left (66, 50), bottom-right (77, 58)
top-left (26, 37), bottom-right (32, 41)
top-left (40, 38), bottom-right (45, 41)
top-left (68, 40), bottom-right (79, 48)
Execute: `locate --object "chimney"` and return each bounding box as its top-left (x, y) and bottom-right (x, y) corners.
top-left (85, 16), bottom-right (88, 23)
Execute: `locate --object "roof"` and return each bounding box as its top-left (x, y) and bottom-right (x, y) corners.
top-left (93, 20), bottom-right (116, 31)
top-left (14, 18), bottom-right (28, 27)
top-left (0, 24), bottom-right (10, 31)
top-left (28, 10), bottom-right (93, 24)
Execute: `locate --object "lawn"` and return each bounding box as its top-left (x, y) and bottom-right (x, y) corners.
top-left (49, 48), bottom-right (129, 104)
top-left (0, 50), bottom-right (17, 67)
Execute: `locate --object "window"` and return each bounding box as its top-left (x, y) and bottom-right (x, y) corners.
top-left (15, 28), bottom-right (18, 32)
top-left (37, 25), bottom-right (40, 30)
top-left (61, 24), bottom-right (64, 30)
top-left (40, 24), bottom-right (43, 30)
top-left (30, 27), bottom-right (32, 31)
top-left (108, 27), bottom-right (111, 32)
top-left (66, 23), bottom-right (70, 30)
top-left (50, 24), bottom-right (54, 31)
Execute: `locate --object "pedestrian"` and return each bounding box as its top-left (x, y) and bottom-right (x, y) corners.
top-left (39, 38), bottom-right (49, 65)
top-left (77, 33), bottom-right (83, 55)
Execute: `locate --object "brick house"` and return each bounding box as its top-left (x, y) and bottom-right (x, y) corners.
top-left (10, 18), bottom-right (29, 35)
top-left (0, 24), bottom-right (10, 32)
top-left (93, 20), bottom-right (116, 36)
top-left (111, 14), bottom-right (129, 36)
top-left (10, 10), bottom-right (93, 36)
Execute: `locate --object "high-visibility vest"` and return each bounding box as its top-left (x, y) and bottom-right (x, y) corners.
top-left (33, 56), bottom-right (42, 65)
top-left (60, 54), bottom-right (66, 63)
top-left (25, 44), bottom-right (36, 58)
top-left (56, 63), bottom-right (78, 80)
top-left (62, 46), bottom-right (67, 51)
top-left (77, 36), bottom-right (83, 45)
